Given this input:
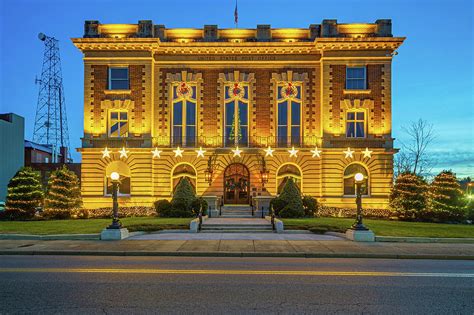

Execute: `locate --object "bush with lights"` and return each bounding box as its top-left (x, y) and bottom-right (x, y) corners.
top-left (43, 166), bottom-right (82, 219)
top-left (389, 172), bottom-right (428, 221)
top-left (5, 167), bottom-right (44, 220)
top-left (427, 170), bottom-right (466, 222)
top-left (270, 178), bottom-right (305, 218)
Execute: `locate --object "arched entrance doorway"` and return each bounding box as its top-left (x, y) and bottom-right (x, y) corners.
top-left (224, 163), bottom-right (250, 204)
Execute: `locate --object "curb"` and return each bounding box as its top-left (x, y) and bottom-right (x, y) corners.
top-left (376, 236), bottom-right (474, 244)
top-left (0, 250), bottom-right (473, 260)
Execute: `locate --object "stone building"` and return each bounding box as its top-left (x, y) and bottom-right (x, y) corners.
top-left (72, 19), bottom-right (404, 213)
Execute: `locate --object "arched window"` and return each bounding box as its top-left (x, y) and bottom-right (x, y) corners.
top-left (172, 82), bottom-right (197, 147)
top-left (276, 164), bottom-right (302, 194)
top-left (277, 82), bottom-right (302, 147)
top-left (343, 163), bottom-right (369, 196)
top-left (171, 163), bottom-right (197, 192)
top-left (105, 161), bottom-right (131, 196)
top-left (224, 82), bottom-right (249, 147)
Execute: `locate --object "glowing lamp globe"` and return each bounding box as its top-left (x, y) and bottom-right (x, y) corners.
top-left (110, 172), bottom-right (120, 181)
top-left (354, 172), bottom-right (364, 182)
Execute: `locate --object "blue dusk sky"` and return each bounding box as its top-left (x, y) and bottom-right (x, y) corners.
top-left (0, 0), bottom-right (473, 178)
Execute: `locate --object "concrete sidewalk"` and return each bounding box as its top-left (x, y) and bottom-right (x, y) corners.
top-left (1, 239), bottom-right (473, 259)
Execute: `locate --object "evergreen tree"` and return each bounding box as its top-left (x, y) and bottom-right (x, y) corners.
top-left (44, 166), bottom-right (81, 219)
top-left (5, 167), bottom-right (44, 219)
top-left (429, 170), bottom-right (466, 222)
top-left (170, 177), bottom-right (196, 217)
top-left (389, 172), bottom-right (428, 220)
top-left (276, 178), bottom-right (305, 218)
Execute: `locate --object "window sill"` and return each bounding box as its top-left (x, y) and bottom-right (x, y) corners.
top-left (343, 89), bottom-right (371, 95)
top-left (342, 195), bottom-right (370, 198)
top-left (104, 89), bottom-right (132, 95)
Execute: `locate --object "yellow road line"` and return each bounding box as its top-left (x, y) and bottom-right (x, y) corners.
top-left (0, 268), bottom-right (473, 278)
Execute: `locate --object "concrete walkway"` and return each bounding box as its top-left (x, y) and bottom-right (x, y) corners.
top-left (1, 239), bottom-right (473, 259)
top-left (129, 232), bottom-right (343, 241)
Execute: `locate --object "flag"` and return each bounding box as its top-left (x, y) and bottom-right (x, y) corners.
top-left (234, 0), bottom-right (238, 26)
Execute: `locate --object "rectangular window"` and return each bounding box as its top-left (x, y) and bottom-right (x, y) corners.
top-left (238, 101), bottom-right (248, 147)
top-left (109, 111), bottom-right (128, 138)
top-left (346, 66), bottom-right (366, 90)
top-left (172, 102), bottom-right (183, 146)
top-left (346, 111), bottom-right (365, 138)
top-left (109, 67), bottom-right (129, 90)
top-left (186, 101), bottom-right (196, 147)
top-left (277, 86), bottom-right (301, 147)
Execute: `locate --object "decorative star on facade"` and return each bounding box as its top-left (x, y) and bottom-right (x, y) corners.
top-left (196, 147), bottom-right (206, 158)
top-left (151, 148), bottom-right (162, 158)
top-left (119, 147), bottom-right (129, 159)
top-left (343, 147), bottom-right (354, 159)
top-left (101, 147), bottom-right (111, 159)
top-left (310, 146), bottom-right (322, 158)
top-left (264, 146), bottom-right (274, 157)
top-left (288, 146), bottom-right (298, 158)
top-left (173, 147), bottom-right (184, 158)
top-left (232, 146), bottom-right (242, 157)
top-left (362, 147), bottom-right (373, 159)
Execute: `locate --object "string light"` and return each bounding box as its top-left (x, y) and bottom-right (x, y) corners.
top-left (173, 147), bottom-right (184, 157)
top-left (151, 148), bottom-right (162, 158)
top-left (310, 146), bottom-right (321, 158)
top-left (232, 146), bottom-right (242, 157)
top-left (264, 146), bottom-right (274, 157)
top-left (288, 146), bottom-right (298, 157)
top-left (195, 147), bottom-right (206, 158)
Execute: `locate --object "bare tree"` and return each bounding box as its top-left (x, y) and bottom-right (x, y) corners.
top-left (397, 119), bottom-right (436, 177)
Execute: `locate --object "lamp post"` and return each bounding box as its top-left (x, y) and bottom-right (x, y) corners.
top-left (351, 172), bottom-right (368, 231)
top-left (108, 171), bottom-right (122, 229)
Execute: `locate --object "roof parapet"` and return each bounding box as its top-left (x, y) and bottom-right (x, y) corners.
top-left (82, 19), bottom-right (394, 41)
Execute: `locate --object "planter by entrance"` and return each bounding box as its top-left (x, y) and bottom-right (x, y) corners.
top-left (224, 163), bottom-right (250, 204)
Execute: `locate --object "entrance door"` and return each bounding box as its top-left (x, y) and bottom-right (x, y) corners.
top-left (224, 163), bottom-right (250, 204)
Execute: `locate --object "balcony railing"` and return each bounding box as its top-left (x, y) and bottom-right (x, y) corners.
top-left (82, 135), bottom-right (392, 149)
top-left (83, 136), bottom-right (321, 149)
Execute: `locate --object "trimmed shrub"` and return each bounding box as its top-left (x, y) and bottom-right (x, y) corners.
top-left (155, 177), bottom-right (200, 218)
top-left (154, 200), bottom-right (174, 217)
top-left (5, 167), bottom-right (44, 220)
top-left (269, 197), bottom-right (287, 217)
top-left (43, 166), bottom-right (82, 219)
top-left (465, 200), bottom-right (474, 221)
top-left (272, 179), bottom-right (304, 218)
top-left (302, 195), bottom-right (319, 217)
top-left (428, 170), bottom-right (466, 222)
top-left (389, 172), bottom-right (428, 221)
top-left (191, 197), bottom-right (208, 216)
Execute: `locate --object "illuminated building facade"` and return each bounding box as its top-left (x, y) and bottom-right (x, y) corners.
top-left (72, 20), bottom-right (404, 211)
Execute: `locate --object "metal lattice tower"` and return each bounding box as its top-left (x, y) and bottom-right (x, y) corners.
top-left (33, 32), bottom-right (71, 162)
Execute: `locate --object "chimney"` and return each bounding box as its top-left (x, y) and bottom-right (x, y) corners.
top-left (257, 24), bottom-right (271, 41)
top-left (204, 25), bottom-right (218, 41)
top-left (321, 19), bottom-right (338, 37)
top-left (138, 20), bottom-right (153, 37)
top-left (84, 20), bottom-right (100, 38)
top-left (375, 19), bottom-right (392, 37)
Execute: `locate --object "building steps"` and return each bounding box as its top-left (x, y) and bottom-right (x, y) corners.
top-left (220, 205), bottom-right (253, 218)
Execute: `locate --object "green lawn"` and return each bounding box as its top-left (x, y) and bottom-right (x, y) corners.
top-left (0, 217), bottom-right (191, 235)
top-left (282, 217), bottom-right (474, 238)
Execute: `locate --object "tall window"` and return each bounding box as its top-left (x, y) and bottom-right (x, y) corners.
top-left (346, 66), bottom-right (366, 90)
top-left (172, 82), bottom-right (197, 147)
top-left (277, 82), bottom-right (301, 147)
top-left (343, 163), bottom-right (368, 196)
top-left (109, 111), bottom-right (128, 138)
top-left (346, 111), bottom-right (365, 138)
top-left (108, 67), bottom-right (129, 90)
top-left (224, 83), bottom-right (249, 147)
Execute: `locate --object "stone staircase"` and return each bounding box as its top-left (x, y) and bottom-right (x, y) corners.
top-left (200, 218), bottom-right (274, 233)
top-left (220, 205), bottom-right (253, 218)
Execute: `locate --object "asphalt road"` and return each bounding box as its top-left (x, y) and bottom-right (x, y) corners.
top-left (0, 256), bottom-right (473, 314)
